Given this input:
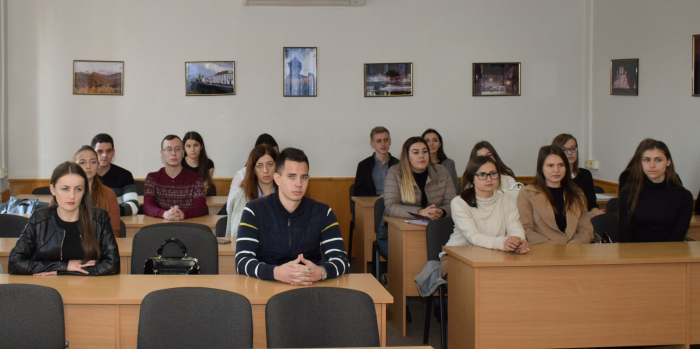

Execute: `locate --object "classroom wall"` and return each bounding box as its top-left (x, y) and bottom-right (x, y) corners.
top-left (6, 0), bottom-right (588, 179)
top-left (590, 0), bottom-right (700, 195)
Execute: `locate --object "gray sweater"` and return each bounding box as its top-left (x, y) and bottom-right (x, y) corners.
top-left (383, 163), bottom-right (457, 219)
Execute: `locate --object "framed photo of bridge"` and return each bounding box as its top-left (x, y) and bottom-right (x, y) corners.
top-left (364, 63), bottom-right (413, 97)
top-left (73, 60), bottom-right (124, 95)
top-left (186, 61), bottom-right (235, 96)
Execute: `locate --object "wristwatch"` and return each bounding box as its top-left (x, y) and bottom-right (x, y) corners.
top-left (319, 266), bottom-right (327, 281)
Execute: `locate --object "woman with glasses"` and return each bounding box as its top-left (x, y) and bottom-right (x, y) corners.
top-left (552, 134), bottom-right (603, 218)
top-left (422, 128), bottom-right (459, 192)
top-left (517, 146), bottom-right (593, 245)
top-left (460, 141), bottom-right (518, 192)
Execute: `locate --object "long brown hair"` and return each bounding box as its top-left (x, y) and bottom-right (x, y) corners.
top-left (421, 128), bottom-right (447, 163)
top-left (532, 146), bottom-right (587, 215)
top-left (551, 134), bottom-right (580, 175)
top-left (398, 137), bottom-right (430, 204)
top-left (182, 131), bottom-right (212, 192)
top-left (461, 141), bottom-right (516, 190)
top-left (241, 145), bottom-right (278, 200)
top-left (622, 139), bottom-right (682, 221)
top-left (50, 162), bottom-right (100, 263)
top-left (460, 156), bottom-right (498, 208)
top-left (73, 145), bottom-right (109, 211)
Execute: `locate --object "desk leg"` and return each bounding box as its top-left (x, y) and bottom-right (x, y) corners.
top-left (377, 303), bottom-right (387, 347)
top-left (447, 255), bottom-right (476, 349)
top-left (252, 305), bottom-right (267, 348)
top-left (387, 223), bottom-right (406, 336)
top-left (65, 305), bottom-right (116, 349)
top-left (352, 206), bottom-right (368, 273)
top-left (120, 257), bottom-right (130, 275)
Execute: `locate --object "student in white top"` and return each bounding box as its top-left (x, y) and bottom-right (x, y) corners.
top-left (460, 141), bottom-right (517, 192)
top-left (441, 156), bottom-right (529, 275)
top-left (226, 134), bottom-right (279, 214)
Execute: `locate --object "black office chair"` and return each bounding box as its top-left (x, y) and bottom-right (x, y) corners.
top-left (206, 183), bottom-right (217, 196)
top-left (0, 284), bottom-right (65, 348)
top-left (138, 287), bottom-right (253, 349)
top-left (0, 214), bottom-right (29, 238)
top-left (31, 186), bottom-right (52, 195)
top-left (594, 185), bottom-right (605, 194)
top-left (371, 197), bottom-right (386, 280)
top-left (215, 216), bottom-right (227, 237)
top-left (348, 183), bottom-right (356, 261)
top-left (131, 223), bottom-right (218, 274)
top-left (134, 180), bottom-right (145, 196)
top-left (591, 213), bottom-right (619, 243)
top-left (265, 287), bottom-right (379, 348)
top-left (217, 203), bottom-right (227, 215)
top-left (606, 197), bottom-right (619, 214)
top-left (423, 217), bottom-right (453, 349)
top-left (119, 219), bottom-right (126, 238)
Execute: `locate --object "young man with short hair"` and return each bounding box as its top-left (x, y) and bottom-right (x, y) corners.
top-left (235, 148), bottom-right (349, 285)
top-left (352, 126), bottom-right (399, 197)
top-left (92, 133), bottom-right (139, 216)
top-left (142, 135), bottom-right (207, 221)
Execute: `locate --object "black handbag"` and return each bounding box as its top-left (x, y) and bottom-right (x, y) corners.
top-left (144, 238), bottom-right (201, 275)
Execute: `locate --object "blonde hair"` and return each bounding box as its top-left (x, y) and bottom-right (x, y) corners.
top-left (398, 137), bottom-right (429, 204)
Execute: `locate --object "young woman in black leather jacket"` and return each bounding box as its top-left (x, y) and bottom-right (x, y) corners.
top-left (9, 162), bottom-right (120, 275)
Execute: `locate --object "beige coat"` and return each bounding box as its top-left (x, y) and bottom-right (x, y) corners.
top-left (516, 185), bottom-right (594, 245)
top-left (384, 163), bottom-right (457, 219)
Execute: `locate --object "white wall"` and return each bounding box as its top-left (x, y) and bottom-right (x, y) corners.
top-left (7, 0), bottom-right (587, 179)
top-left (590, 0), bottom-right (700, 195)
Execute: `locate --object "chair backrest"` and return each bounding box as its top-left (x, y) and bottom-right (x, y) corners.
top-left (606, 197), bottom-right (619, 214)
top-left (215, 216), bottom-right (227, 237)
top-left (266, 287), bottom-right (380, 348)
top-left (374, 197), bottom-right (385, 236)
top-left (138, 287), bottom-right (252, 349)
top-left (591, 213), bottom-right (619, 243)
top-left (0, 214), bottom-right (29, 238)
top-left (134, 180), bottom-right (145, 196)
top-left (119, 219), bottom-right (126, 238)
top-left (217, 203), bottom-right (227, 215)
top-left (0, 284), bottom-right (65, 349)
top-left (594, 185), bottom-right (605, 194)
top-left (425, 217), bottom-right (455, 261)
top-left (31, 186), bottom-right (52, 195)
top-left (131, 223), bottom-right (218, 274)
top-left (349, 183), bottom-right (356, 218)
top-left (206, 183), bottom-right (217, 196)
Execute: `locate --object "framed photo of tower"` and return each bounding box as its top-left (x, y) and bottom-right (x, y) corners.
top-left (610, 59), bottom-right (638, 96)
top-left (283, 47), bottom-right (317, 97)
top-left (364, 63), bottom-right (413, 97)
top-left (472, 63), bottom-right (520, 96)
top-left (694, 35), bottom-right (699, 96)
top-left (185, 61), bottom-right (235, 96)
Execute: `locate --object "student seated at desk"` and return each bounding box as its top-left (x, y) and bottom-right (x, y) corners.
top-left (352, 126), bottom-right (399, 197)
top-left (517, 146), bottom-right (593, 245)
top-left (143, 134), bottom-right (208, 221)
top-left (225, 144), bottom-right (277, 239)
top-left (9, 162), bottom-right (119, 276)
top-left (92, 133), bottom-right (139, 216)
top-left (422, 128), bottom-right (459, 192)
top-left (460, 141), bottom-right (517, 192)
top-left (619, 139), bottom-right (693, 242)
top-left (235, 148), bottom-right (349, 285)
top-left (182, 131), bottom-right (215, 196)
top-left (381, 137), bottom-right (457, 254)
top-left (552, 134), bottom-right (603, 218)
top-left (227, 133), bottom-right (279, 212)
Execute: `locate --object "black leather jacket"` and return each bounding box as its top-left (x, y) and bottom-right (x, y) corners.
top-left (9, 205), bottom-right (120, 275)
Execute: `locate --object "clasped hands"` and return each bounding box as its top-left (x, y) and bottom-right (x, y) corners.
top-left (274, 254), bottom-right (323, 286)
top-left (417, 204), bottom-right (443, 220)
top-left (33, 260), bottom-right (96, 276)
top-left (504, 236), bottom-right (530, 254)
top-left (163, 206), bottom-right (185, 221)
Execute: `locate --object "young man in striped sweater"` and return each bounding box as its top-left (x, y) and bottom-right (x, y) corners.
top-left (235, 147), bottom-right (349, 285)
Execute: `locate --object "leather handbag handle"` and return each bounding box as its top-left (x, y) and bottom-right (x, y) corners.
top-left (156, 238), bottom-right (188, 258)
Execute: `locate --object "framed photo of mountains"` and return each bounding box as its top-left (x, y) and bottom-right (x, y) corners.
top-left (73, 60), bottom-right (124, 95)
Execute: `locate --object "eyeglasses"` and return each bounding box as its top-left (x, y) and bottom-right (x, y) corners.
top-left (162, 147), bottom-right (183, 153)
top-left (561, 146), bottom-right (578, 154)
top-left (476, 172), bottom-right (500, 180)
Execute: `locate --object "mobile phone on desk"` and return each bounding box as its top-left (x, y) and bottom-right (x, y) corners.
top-left (217, 238), bottom-right (232, 244)
top-left (408, 211), bottom-right (430, 220)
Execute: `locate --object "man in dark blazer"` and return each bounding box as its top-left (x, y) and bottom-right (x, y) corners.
top-left (352, 126), bottom-right (399, 197)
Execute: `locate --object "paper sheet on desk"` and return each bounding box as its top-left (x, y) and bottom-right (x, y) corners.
top-left (596, 194), bottom-right (615, 199)
top-left (405, 219), bottom-right (429, 227)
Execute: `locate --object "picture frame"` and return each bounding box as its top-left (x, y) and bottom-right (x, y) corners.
top-left (364, 63), bottom-right (413, 97)
top-left (73, 60), bottom-right (123, 95)
top-left (694, 35), bottom-right (699, 96)
top-left (472, 63), bottom-right (520, 96)
top-left (610, 58), bottom-right (638, 96)
top-left (185, 61), bottom-right (235, 96)
top-left (284, 47), bottom-right (317, 97)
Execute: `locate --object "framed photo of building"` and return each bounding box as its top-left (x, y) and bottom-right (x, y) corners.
top-left (364, 63), bottom-right (413, 97)
top-left (610, 59), bottom-right (638, 96)
top-left (694, 35), bottom-right (699, 96)
top-left (73, 60), bottom-right (123, 95)
top-left (185, 62), bottom-right (235, 96)
top-left (284, 47), bottom-right (316, 97)
top-left (472, 63), bottom-right (520, 96)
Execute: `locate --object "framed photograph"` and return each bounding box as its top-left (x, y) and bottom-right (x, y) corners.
top-left (694, 35), bottom-right (699, 96)
top-left (472, 63), bottom-right (520, 96)
top-left (73, 60), bottom-right (123, 95)
top-left (364, 63), bottom-right (413, 97)
top-left (185, 61), bottom-right (235, 96)
top-left (284, 47), bottom-right (316, 97)
top-left (610, 59), bottom-right (638, 96)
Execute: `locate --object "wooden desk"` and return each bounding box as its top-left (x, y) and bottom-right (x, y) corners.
top-left (384, 216), bottom-right (427, 336)
top-left (121, 214), bottom-right (221, 237)
top-left (0, 237), bottom-right (237, 275)
top-left (16, 195), bottom-right (228, 215)
top-left (351, 196), bottom-right (381, 273)
top-left (0, 274), bottom-right (392, 349)
top-left (444, 242), bottom-right (700, 349)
